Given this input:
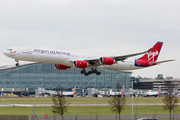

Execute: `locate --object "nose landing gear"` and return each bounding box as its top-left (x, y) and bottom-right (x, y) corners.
top-left (16, 63), bottom-right (19, 67)
top-left (15, 59), bottom-right (20, 67)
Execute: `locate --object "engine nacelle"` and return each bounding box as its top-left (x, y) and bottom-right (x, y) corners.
top-left (73, 60), bottom-right (89, 68)
top-left (54, 64), bottom-right (70, 70)
top-left (100, 57), bottom-right (115, 65)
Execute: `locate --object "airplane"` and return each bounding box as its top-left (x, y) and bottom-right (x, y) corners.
top-left (37, 86), bottom-right (76, 97)
top-left (47, 86), bottom-right (76, 97)
top-left (109, 86), bottom-right (125, 96)
top-left (144, 86), bottom-right (161, 97)
top-left (61, 86), bottom-right (76, 97)
top-left (3, 42), bottom-right (174, 76)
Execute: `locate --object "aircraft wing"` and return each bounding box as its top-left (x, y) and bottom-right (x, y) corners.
top-left (112, 49), bottom-right (150, 61)
top-left (86, 49), bottom-right (150, 63)
top-left (149, 60), bottom-right (175, 65)
top-left (67, 49), bottom-right (150, 65)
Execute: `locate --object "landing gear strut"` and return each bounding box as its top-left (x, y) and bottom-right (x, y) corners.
top-left (91, 68), bottom-right (101, 75)
top-left (81, 69), bottom-right (86, 74)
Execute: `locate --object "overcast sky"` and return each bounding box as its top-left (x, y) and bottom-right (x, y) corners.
top-left (0, 0), bottom-right (179, 78)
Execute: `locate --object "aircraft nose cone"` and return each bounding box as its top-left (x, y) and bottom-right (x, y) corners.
top-left (3, 50), bottom-right (8, 56)
top-left (3, 50), bottom-right (6, 55)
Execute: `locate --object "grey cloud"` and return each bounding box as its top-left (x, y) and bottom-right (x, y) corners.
top-left (0, 0), bottom-right (179, 78)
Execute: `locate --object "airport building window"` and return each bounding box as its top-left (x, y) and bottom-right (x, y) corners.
top-left (0, 63), bottom-right (131, 92)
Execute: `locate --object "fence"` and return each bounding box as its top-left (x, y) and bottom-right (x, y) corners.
top-left (0, 114), bottom-right (179, 120)
top-left (0, 104), bottom-right (180, 120)
top-left (32, 114), bottom-right (179, 120)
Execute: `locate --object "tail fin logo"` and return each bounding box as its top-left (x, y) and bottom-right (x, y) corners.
top-left (135, 42), bottom-right (163, 67)
top-left (147, 51), bottom-right (159, 61)
top-left (158, 86), bottom-right (161, 94)
top-left (121, 86), bottom-right (125, 94)
top-left (73, 86), bottom-right (76, 94)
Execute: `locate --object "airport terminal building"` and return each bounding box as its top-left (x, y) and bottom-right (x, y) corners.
top-left (0, 63), bottom-right (131, 92)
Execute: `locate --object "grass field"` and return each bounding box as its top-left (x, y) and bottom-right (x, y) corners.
top-left (0, 105), bottom-right (180, 115)
top-left (0, 97), bottom-right (177, 104)
top-left (0, 97), bottom-right (179, 115)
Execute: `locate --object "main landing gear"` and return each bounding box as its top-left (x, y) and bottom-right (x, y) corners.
top-left (15, 59), bottom-right (20, 67)
top-left (81, 68), bottom-right (101, 76)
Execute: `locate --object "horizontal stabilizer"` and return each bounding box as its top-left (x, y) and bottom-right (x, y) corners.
top-left (149, 59), bottom-right (175, 65)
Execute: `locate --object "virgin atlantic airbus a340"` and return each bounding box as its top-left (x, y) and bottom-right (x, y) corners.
top-left (3, 42), bottom-right (174, 76)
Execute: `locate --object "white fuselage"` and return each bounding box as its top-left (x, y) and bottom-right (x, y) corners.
top-left (3, 47), bottom-right (143, 71)
top-left (38, 90), bottom-right (75, 96)
top-left (109, 92), bottom-right (124, 96)
top-left (146, 92), bottom-right (159, 96)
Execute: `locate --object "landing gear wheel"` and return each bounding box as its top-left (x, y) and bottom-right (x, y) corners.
top-left (92, 69), bottom-right (97, 73)
top-left (84, 73), bottom-right (89, 76)
top-left (88, 71), bottom-right (92, 74)
top-left (16, 63), bottom-right (19, 67)
top-left (81, 68), bottom-right (86, 74)
top-left (96, 72), bottom-right (101, 75)
top-left (81, 70), bottom-right (85, 74)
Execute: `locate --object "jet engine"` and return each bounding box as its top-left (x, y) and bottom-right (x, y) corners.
top-left (73, 60), bottom-right (89, 68)
top-left (54, 64), bottom-right (70, 70)
top-left (100, 57), bottom-right (115, 65)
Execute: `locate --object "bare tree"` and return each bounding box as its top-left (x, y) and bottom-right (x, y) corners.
top-left (108, 83), bottom-right (126, 120)
top-left (162, 81), bottom-right (178, 120)
top-left (52, 85), bottom-right (69, 120)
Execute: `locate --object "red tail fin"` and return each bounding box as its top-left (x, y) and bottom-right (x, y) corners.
top-left (158, 86), bottom-right (161, 94)
top-left (121, 86), bottom-right (125, 94)
top-left (135, 42), bottom-right (163, 67)
top-left (73, 86), bottom-right (76, 94)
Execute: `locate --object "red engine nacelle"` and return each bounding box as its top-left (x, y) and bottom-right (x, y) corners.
top-left (54, 64), bottom-right (70, 70)
top-left (73, 60), bottom-right (89, 68)
top-left (100, 57), bottom-right (115, 65)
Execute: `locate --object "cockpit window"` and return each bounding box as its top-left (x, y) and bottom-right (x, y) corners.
top-left (8, 49), bottom-right (12, 51)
